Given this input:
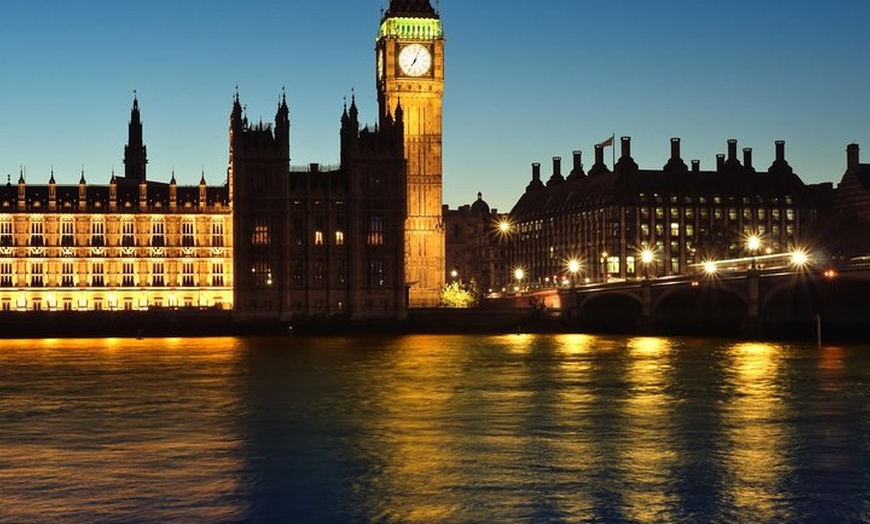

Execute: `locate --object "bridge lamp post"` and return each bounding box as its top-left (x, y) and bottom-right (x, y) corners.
top-left (790, 250), bottom-right (809, 268)
top-left (747, 234), bottom-right (761, 270)
top-left (641, 249), bottom-right (654, 280)
top-left (601, 251), bottom-right (609, 283)
top-left (703, 261), bottom-right (718, 276)
top-left (567, 259), bottom-right (581, 288)
top-left (514, 268), bottom-right (525, 293)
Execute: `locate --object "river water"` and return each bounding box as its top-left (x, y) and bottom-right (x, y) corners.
top-left (0, 335), bottom-right (868, 523)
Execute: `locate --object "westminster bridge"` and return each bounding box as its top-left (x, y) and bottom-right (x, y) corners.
top-left (505, 264), bottom-right (870, 338)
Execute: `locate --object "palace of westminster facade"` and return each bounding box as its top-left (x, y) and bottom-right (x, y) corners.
top-left (2, 0), bottom-right (867, 320)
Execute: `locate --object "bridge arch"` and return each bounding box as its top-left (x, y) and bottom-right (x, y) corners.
top-left (654, 284), bottom-right (746, 335)
top-left (575, 291), bottom-right (643, 332)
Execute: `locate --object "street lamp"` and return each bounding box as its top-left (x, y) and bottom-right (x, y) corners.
top-left (450, 269), bottom-right (458, 279)
top-left (703, 261), bottom-right (718, 276)
top-left (601, 251), bottom-right (608, 283)
top-left (641, 249), bottom-right (654, 279)
top-left (790, 249), bottom-right (809, 268)
top-left (747, 234), bottom-right (761, 270)
top-left (567, 259), bottom-right (581, 288)
top-left (514, 267), bottom-right (524, 293)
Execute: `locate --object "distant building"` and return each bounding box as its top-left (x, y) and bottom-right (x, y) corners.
top-left (443, 193), bottom-right (509, 295)
top-left (830, 144), bottom-right (870, 257)
top-left (506, 137), bottom-right (831, 287)
top-left (230, 93), bottom-right (407, 322)
top-left (0, 97), bottom-right (233, 312)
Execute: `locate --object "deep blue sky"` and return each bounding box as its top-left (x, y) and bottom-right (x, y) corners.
top-left (1, 1), bottom-right (868, 211)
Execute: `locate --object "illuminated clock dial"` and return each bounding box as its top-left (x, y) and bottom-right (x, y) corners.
top-left (398, 44), bottom-right (432, 77)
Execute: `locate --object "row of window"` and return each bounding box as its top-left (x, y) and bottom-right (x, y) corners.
top-left (0, 220), bottom-right (225, 247)
top-left (1, 296), bottom-right (225, 311)
top-left (0, 261), bottom-right (226, 288)
top-left (249, 259), bottom-right (388, 288)
top-left (251, 217), bottom-right (385, 247)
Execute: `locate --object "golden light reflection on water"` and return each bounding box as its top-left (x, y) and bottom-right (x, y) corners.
top-left (621, 337), bottom-right (680, 522)
top-left (0, 337), bottom-right (247, 522)
top-left (722, 341), bottom-right (793, 522)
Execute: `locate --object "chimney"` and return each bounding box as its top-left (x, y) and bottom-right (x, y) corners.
top-left (847, 144), bottom-right (860, 171)
top-left (552, 157), bottom-right (561, 178)
top-left (621, 136), bottom-right (631, 159)
top-left (775, 140), bottom-right (786, 162)
top-left (716, 154), bottom-right (725, 172)
top-left (691, 160), bottom-right (700, 173)
top-left (743, 148), bottom-right (754, 170)
top-left (572, 150), bottom-right (582, 172)
top-left (727, 139), bottom-right (738, 161)
top-left (670, 138), bottom-right (681, 160)
top-left (532, 162), bottom-right (541, 182)
top-left (595, 144), bottom-right (604, 166)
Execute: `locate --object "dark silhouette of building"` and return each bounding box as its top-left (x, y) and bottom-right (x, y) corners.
top-left (828, 144), bottom-right (870, 257)
top-left (231, 92), bottom-right (407, 322)
top-left (443, 193), bottom-right (509, 295)
top-left (506, 137), bottom-right (831, 287)
top-left (0, 96), bottom-right (233, 312)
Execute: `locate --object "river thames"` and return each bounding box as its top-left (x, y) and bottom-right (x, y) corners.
top-left (1, 334), bottom-right (868, 523)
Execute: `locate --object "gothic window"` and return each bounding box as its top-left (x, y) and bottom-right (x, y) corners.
top-left (251, 261), bottom-right (272, 287)
top-left (0, 219), bottom-right (11, 247)
top-left (211, 220), bottom-right (224, 247)
top-left (61, 218), bottom-right (74, 247)
top-left (182, 220), bottom-right (195, 247)
top-left (183, 261), bottom-right (195, 287)
top-left (368, 259), bottom-right (386, 287)
top-left (151, 220), bottom-right (165, 247)
top-left (211, 262), bottom-right (224, 287)
top-left (91, 219), bottom-right (105, 247)
top-left (368, 216), bottom-right (385, 246)
top-left (30, 262), bottom-right (44, 287)
top-left (92, 262), bottom-right (104, 287)
top-left (252, 220), bottom-right (270, 246)
top-left (152, 262), bottom-right (165, 286)
top-left (314, 231), bottom-right (324, 246)
top-left (0, 262), bottom-right (12, 287)
top-left (62, 261), bottom-right (75, 287)
top-left (335, 230), bottom-right (345, 246)
top-left (122, 261), bottom-right (135, 287)
top-left (122, 220), bottom-right (135, 247)
top-left (30, 220), bottom-right (44, 247)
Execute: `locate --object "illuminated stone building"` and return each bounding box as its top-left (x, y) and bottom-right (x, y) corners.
top-left (0, 97), bottom-right (233, 312)
top-left (377, 0), bottom-right (446, 307)
top-left (443, 193), bottom-right (509, 295)
top-left (230, 93), bottom-right (407, 322)
top-left (507, 137), bottom-right (829, 286)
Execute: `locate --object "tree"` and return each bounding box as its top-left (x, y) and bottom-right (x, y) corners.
top-left (441, 280), bottom-right (479, 308)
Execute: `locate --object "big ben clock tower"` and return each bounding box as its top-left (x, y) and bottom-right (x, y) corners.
top-left (377, 0), bottom-right (445, 307)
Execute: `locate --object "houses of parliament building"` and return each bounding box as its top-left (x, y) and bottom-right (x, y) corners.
top-left (0, 0), bottom-right (445, 324)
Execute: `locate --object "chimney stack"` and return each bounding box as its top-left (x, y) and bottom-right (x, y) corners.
top-left (573, 150), bottom-right (582, 172)
top-left (716, 154), bottom-right (725, 172)
top-left (691, 160), bottom-right (700, 173)
top-left (847, 144), bottom-right (860, 171)
top-left (670, 138), bottom-right (681, 160)
top-left (621, 136), bottom-right (631, 159)
top-left (552, 157), bottom-right (561, 178)
top-left (594, 144), bottom-right (604, 166)
top-left (775, 140), bottom-right (786, 162)
top-left (743, 148), bottom-right (754, 171)
top-left (727, 139), bottom-right (738, 161)
top-left (532, 162), bottom-right (541, 182)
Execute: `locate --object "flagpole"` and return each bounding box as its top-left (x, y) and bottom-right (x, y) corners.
top-left (611, 133), bottom-right (615, 170)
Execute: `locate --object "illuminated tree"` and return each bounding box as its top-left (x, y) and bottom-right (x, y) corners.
top-left (440, 280), bottom-right (479, 308)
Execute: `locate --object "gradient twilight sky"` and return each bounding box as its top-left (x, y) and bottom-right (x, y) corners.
top-left (1, 1), bottom-right (868, 212)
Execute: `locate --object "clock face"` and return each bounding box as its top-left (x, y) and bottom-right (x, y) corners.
top-left (398, 44), bottom-right (432, 77)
